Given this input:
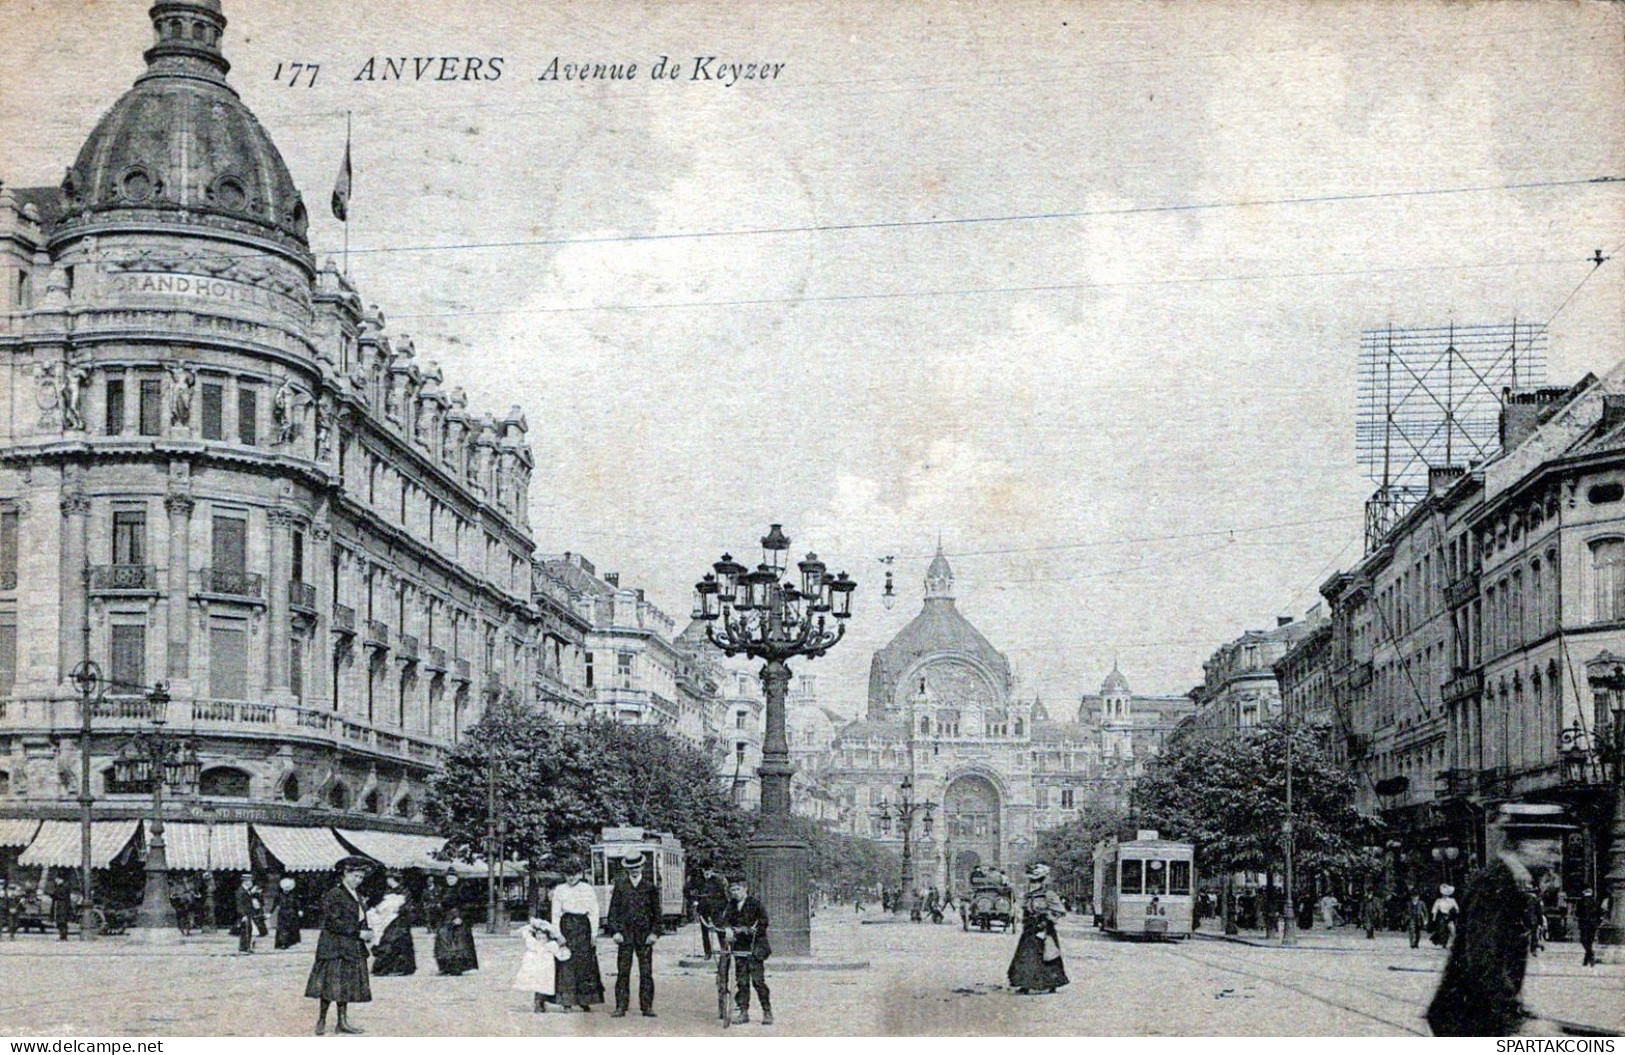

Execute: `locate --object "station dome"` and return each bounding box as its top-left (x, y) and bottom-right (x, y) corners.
top-left (1101, 663), bottom-right (1130, 695)
top-left (55, 0), bottom-right (310, 255)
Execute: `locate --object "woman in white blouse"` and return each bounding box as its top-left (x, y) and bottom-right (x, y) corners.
top-left (550, 861), bottom-right (605, 1011)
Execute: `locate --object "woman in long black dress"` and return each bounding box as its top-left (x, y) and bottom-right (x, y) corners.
top-left (433, 871), bottom-right (479, 975)
top-left (1007, 863), bottom-right (1069, 995)
top-left (275, 877), bottom-right (302, 949)
top-left (369, 871), bottom-right (417, 975)
top-left (305, 856), bottom-right (375, 1035)
top-left (549, 861), bottom-right (604, 1010)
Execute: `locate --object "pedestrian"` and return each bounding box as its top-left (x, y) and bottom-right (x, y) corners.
top-left (1430, 884), bottom-right (1459, 948)
top-left (234, 874), bottom-right (259, 953)
top-left (550, 860), bottom-right (605, 1011)
top-left (1575, 887), bottom-right (1600, 967)
top-left (1525, 889), bottom-right (1545, 957)
top-left (718, 873), bottom-right (772, 1025)
top-left (369, 871), bottom-right (416, 975)
top-left (1361, 889), bottom-right (1382, 940)
top-left (910, 889), bottom-right (923, 923)
top-left (695, 866), bottom-right (728, 960)
top-left (432, 871), bottom-right (478, 976)
top-left (606, 852), bottom-right (661, 1018)
top-left (252, 880), bottom-right (270, 938)
top-left (171, 876), bottom-right (195, 937)
top-left (926, 887), bottom-right (943, 923)
top-left (1406, 890), bottom-right (1429, 949)
top-left (1007, 862), bottom-right (1068, 995)
top-left (512, 915), bottom-right (571, 1012)
top-left (50, 875), bottom-right (72, 941)
top-left (1426, 803), bottom-right (1574, 1036)
top-left (306, 856), bottom-right (374, 1036)
top-left (1318, 891), bottom-right (1341, 929)
top-left (276, 876), bottom-right (303, 949)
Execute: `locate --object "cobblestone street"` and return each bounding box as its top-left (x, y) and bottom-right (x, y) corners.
top-left (1, 914), bottom-right (1620, 1036)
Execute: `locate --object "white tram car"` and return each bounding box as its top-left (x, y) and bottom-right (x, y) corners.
top-left (1093, 831), bottom-right (1196, 940)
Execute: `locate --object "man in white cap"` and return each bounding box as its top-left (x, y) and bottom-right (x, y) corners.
top-left (1426, 803), bottom-right (1572, 1036)
top-left (606, 852), bottom-right (661, 1018)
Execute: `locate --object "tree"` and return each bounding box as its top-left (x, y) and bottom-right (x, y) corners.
top-left (768, 815), bottom-right (900, 895)
top-left (1131, 718), bottom-right (1377, 881)
top-left (424, 707), bottom-right (750, 875)
top-left (1030, 802), bottom-right (1134, 899)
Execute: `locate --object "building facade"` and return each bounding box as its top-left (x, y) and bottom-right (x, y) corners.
top-left (819, 546), bottom-right (1194, 891)
top-left (0, 0), bottom-right (538, 879)
top-left (1182, 615), bottom-right (1320, 741)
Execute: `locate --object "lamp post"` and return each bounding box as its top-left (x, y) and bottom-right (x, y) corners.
top-left (112, 682), bottom-right (200, 937)
top-left (68, 660), bottom-right (103, 941)
top-left (1282, 714), bottom-right (1297, 946)
top-left (201, 802), bottom-right (217, 933)
top-left (872, 775), bottom-right (936, 917)
top-left (1582, 655), bottom-right (1625, 947)
top-left (695, 524), bottom-right (855, 957)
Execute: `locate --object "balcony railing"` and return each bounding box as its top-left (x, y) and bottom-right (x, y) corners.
top-left (1442, 669), bottom-right (1483, 705)
top-left (399, 634), bottom-right (420, 663)
top-left (288, 580), bottom-right (317, 611)
top-left (199, 567), bottom-right (263, 599)
top-left (333, 604), bottom-right (356, 635)
top-left (425, 645), bottom-right (447, 672)
top-left (89, 564), bottom-right (159, 594)
top-left (1438, 768), bottom-right (1477, 798)
top-left (364, 619), bottom-right (391, 649)
top-left (452, 658), bottom-right (471, 682)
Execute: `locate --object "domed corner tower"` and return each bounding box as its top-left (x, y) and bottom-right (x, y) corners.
top-left (1092, 662), bottom-right (1135, 759)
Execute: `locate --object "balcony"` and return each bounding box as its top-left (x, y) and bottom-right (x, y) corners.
top-left (288, 580), bottom-right (317, 613)
top-left (364, 619), bottom-right (391, 650)
top-left (332, 604), bottom-right (356, 636)
top-left (452, 658), bottom-right (471, 683)
top-left (89, 564), bottom-right (158, 595)
top-left (399, 634), bottom-right (420, 664)
top-left (1442, 669), bottom-right (1483, 705)
top-left (425, 645), bottom-right (447, 672)
top-left (1438, 768), bottom-right (1476, 798)
top-left (198, 567), bottom-right (263, 601)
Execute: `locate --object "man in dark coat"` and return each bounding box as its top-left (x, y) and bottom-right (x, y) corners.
top-left (1427, 804), bottom-right (1571, 1037)
top-left (606, 853), bottom-right (661, 1017)
top-left (234, 874), bottom-right (259, 953)
top-left (50, 876), bottom-right (73, 941)
top-left (1574, 888), bottom-right (1600, 968)
top-left (718, 875), bottom-right (772, 1025)
top-left (305, 857), bottom-right (374, 1035)
top-left (695, 867), bottom-right (728, 960)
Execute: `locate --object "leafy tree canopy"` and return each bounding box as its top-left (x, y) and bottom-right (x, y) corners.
top-left (1030, 802), bottom-right (1135, 896)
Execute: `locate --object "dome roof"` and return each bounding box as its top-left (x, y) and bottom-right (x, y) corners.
top-left (866, 592), bottom-right (1012, 716)
top-left (1101, 663), bottom-right (1131, 695)
top-left (55, 1), bottom-right (309, 255)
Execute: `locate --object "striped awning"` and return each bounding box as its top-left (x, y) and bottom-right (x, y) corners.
top-left (18, 820), bottom-right (140, 868)
top-left (156, 822), bottom-right (251, 872)
top-left (0, 819), bottom-right (40, 848)
top-left (251, 824), bottom-right (350, 873)
top-left (334, 829), bottom-right (446, 870)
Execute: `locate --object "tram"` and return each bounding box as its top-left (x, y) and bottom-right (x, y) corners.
top-left (1093, 831), bottom-right (1195, 940)
top-left (590, 826), bottom-right (687, 927)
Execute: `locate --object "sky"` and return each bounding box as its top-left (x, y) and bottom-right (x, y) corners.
top-left (3, 0), bottom-right (1622, 717)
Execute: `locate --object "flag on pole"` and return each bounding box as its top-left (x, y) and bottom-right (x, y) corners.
top-left (331, 132), bottom-right (352, 222)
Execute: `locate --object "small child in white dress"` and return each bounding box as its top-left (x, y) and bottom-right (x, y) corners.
top-left (512, 916), bottom-right (571, 1012)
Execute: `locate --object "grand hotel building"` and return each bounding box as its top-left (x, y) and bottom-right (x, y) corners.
top-left (0, 0), bottom-right (538, 878)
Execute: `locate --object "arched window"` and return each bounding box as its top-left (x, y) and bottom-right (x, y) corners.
top-left (395, 795), bottom-right (415, 819)
top-left (363, 789), bottom-right (381, 814)
top-left (0, 770), bottom-right (9, 796)
top-left (1013, 718), bottom-right (1023, 737)
top-left (282, 773), bottom-right (301, 803)
top-left (328, 782), bottom-right (350, 810)
top-left (1590, 538), bottom-right (1625, 623)
top-left (199, 767), bottom-right (251, 798)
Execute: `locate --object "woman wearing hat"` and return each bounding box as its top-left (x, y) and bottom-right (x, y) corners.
top-left (1007, 863), bottom-right (1068, 995)
top-left (275, 877), bottom-right (302, 950)
top-left (306, 856), bottom-right (375, 1035)
top-left (1429, 883), bottom-right (1459, 948)
top-left (433, 870), bottom-right (479, 976)
top-left (550, 859), bottom-right (605, 1011)
top-left (369, 871), bottom-right (417, 976)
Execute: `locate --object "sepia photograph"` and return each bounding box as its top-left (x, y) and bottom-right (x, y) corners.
top-left (0, 0), bottom-right (1621, 1039)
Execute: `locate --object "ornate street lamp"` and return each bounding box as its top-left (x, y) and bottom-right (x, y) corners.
top-left (69, 660), bottom-right (103, 940)
top-left (871, 775), bottom-right (936, 917)
top-left (112, 683), bottom-right (199, 937)
top-left (695, 524), bottom-right (855, 957)
top-left (1559, 721), bottom-right (1592, 785)
top-left (1583, 654), bottom-right (1625, 947)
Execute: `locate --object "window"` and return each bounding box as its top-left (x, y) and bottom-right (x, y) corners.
top-left (200, 382), bottom-right (223, 440)
top-left (138, 378), bottom-right (161, 436)
top-left (1144, 858), bottom-right (1168, 895)
top-left (1120, 859), bottom-right (1144, 895)
top-left (736, 742), bottom-right (746, 765)
top-left (0, 509), bottom-right (16, 590)
top-left (112, 510), bottom-right (145, 565)
top-left (1060, 788), bottom-right (1075, 809)
top-left (616, 651), bottom-right (634, 689)
top-left (1590, 539), bottom-right (1625, 623)
top-left (211, 515), bottom-right (247, 573)
top-left (736, 710), bottom-right (747, 729)
top-left (210, 619), bottom-right (248, 699)
top-left (1169, 860), bottom-right (1192, 896)
top-left (290, 636), bottom-right (303, 700)
top-left (584, 652), bottom-right (594, 688)
top-left (1589, 483), bottom-right (1624, 505)
top-left (199, 767), bottom-right (251, 798)
top-left (237, 386), bottom-right (257, 445)
top-left (104, 378), bottom-right (125, 435)
top-left (0, 613), bottom-right (16, 696)
top-left (110, 622), bottom-right (145, 691)
top-left (1036, 785), bottom-right (1049, 808)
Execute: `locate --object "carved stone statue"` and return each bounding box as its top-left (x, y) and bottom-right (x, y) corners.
top-left (314, 398), bottom-right (333, 460)
top-left (167, 361), bottom-right (196, 426)
top-left (59, 365), bottom-right (88, 431)
top-left (272, 378), bottom-right (303, 446)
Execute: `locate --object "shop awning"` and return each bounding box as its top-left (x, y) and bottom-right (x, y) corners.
top-left (18, 820), bottom-right (140, 868)
top-left (251, 824), bottom-right (350, 873)
top-left (0, 819), bottom-right (40, 848)
top-left (334, 829), bottom-right (447, 870)
top-left (158, 822), bottom-right (251, 872)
